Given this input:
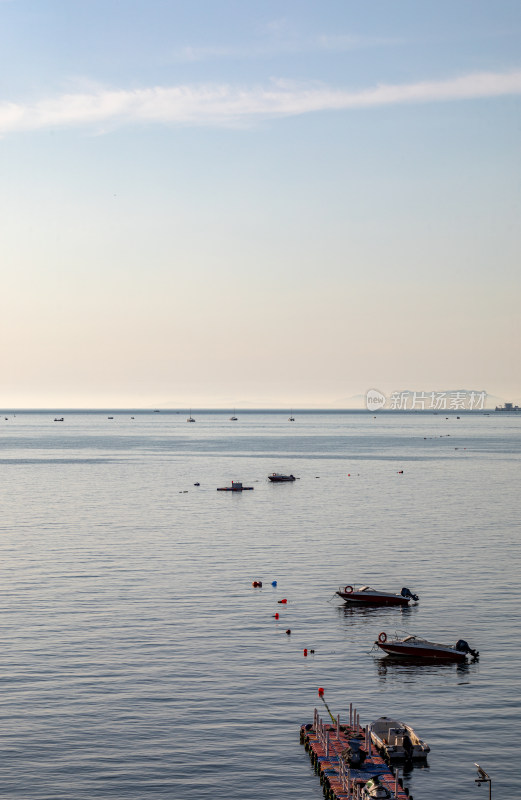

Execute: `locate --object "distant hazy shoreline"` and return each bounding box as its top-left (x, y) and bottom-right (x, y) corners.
top-left (2, 408), bottom-right (516, 415)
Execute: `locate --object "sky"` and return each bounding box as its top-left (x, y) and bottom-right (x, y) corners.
top-left (1, 0), bottom-right (520, 409)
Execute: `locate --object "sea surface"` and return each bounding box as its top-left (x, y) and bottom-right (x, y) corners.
top-left (0, 410), bottom-right (519, 799)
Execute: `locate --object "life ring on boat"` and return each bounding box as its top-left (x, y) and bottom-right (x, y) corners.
top-left (378, 632), bottom-right (387, 643)
top-left (343, 585), bottom-right (353, 594)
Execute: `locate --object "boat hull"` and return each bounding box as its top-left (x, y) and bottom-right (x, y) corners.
top-left (377, 642), bottom-right (467, 661)
top-left (337, 591), bottom-right (409, 606)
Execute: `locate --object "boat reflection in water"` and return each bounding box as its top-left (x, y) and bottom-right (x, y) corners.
top-left (337, 603), bottom-right (416, 622)
top-left (374, 653), bottom-right (475, 685)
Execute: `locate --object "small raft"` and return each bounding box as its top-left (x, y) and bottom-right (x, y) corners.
top-left (217, 481), bottom-right (254, 492)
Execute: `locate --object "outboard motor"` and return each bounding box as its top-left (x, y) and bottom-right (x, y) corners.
top-left (456, 639), bottom-right (479, 659)
top-left (402, 733), bottom-right (414, 761)
top-left (401, 587), bottom-right (419, 602)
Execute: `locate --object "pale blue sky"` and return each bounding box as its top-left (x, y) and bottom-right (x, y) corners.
top-left (1, 1), bottom-right (520, 407)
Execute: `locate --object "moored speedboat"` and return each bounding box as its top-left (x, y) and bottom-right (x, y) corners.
top-left (337, 585), bottom-right (418, 605)
top-left (268, 473), bottom-right (296, 482)
top-left (370, 716), bottom-right (430, 761)
top-left (375, 632), bottom-right (479, 661)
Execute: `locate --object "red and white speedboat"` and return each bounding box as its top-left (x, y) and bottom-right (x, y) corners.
top-left (375, 632), bottom-right (479, 661)
top-left (336, 585), bottom-right (418, 606)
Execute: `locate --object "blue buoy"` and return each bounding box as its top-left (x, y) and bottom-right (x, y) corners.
top-left (271, 581), bottom-right (277, 587)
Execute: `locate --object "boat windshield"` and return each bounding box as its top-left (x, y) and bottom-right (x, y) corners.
top-left (359, 586), bottom-right (376, 592)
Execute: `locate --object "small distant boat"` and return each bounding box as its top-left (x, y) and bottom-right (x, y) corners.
top-left (375, 632), bottom-right (479, 661)
top-left (217, 481), bottom-right (254, 492)
top-left (268, 473), bottom-right (296, 482)
top-left (54, 417), bottom-right (64, 422)
top-left (230, 410), bottom-right (238, 421)
top-left (187, 409), bottom-right (195, 422)
top-left (370, 716), bottom-right (430, 761)
top-left (337, 586), bottom-right (418, 606)
top-left (288, 410), bottom-right (295, 421)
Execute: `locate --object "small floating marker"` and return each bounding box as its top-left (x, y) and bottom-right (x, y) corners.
top-left (194, 482), bottom-right (200, 486)
top-left (303, 648), bottom-right (308, 656)
top-left (252, 581), bottom-right (262, 588)
top-left (310, 649), bottom-right (315, 654)
top-left (285, 629), bottom-right (291, 635)
top-left (277, 598), bottom-right (287, 604)
top-left (348, 473), bottom-right (350, 477)
top-left (271, 580), bottom-right (277, 587)
top-left (398, 470), bottom-right (403, 474)
top-left (318, 687), bottom-right (324, 697)
top-left (273, 612), bottom-right (279, 619)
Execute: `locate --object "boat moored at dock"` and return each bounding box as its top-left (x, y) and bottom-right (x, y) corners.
top-left (370, 716), bottom-right (430, 761)
top-left (337, 586), bottom-right (418, 605)
top-left (375, 632), bottom-right (479, 661)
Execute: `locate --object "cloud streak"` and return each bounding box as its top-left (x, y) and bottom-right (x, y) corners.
top-left (1, 70), bottom-right (520, 134)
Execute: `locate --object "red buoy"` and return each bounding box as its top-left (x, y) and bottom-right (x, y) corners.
top-left (303, 648), bottom-right (308, 656)
top-left (252, 581), bottom-right (258, 587)
top-left (318, 687), bottom-right (324, 697)
top-left (273, 612), bottom-right (279, 619)
top-left (278, 598), bottom-right (287, 604)
top-left (286, 629), bottom-right (291, 635)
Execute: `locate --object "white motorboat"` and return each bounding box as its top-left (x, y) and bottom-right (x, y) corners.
top-left (375, 632), bottom-right (479, 661)
top-left (370, 716), bottom-right (430, 761)
top-left (336, 585), bottom-right (418, 606)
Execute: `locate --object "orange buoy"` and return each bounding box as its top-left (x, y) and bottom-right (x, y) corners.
top-left (252, 581), bottom-right (258, 587)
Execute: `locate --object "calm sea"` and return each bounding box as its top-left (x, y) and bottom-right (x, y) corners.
top-left (0, 411), bottom-right (519, 799)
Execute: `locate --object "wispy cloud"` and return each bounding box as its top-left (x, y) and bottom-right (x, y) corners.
top-left (171, 32), bottom-right (401, 62)
top-left (1, 70), bottom-right (520, 134)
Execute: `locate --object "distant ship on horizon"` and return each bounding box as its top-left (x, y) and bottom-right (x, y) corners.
top-left (495, 402), bottom-right (520, 412)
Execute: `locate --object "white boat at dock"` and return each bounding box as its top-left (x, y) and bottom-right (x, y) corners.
top-left (370, 716), bottom-right (430, 761)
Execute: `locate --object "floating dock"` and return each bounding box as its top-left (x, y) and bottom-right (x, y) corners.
top-left (300, 704), bottom-right (414, 800)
